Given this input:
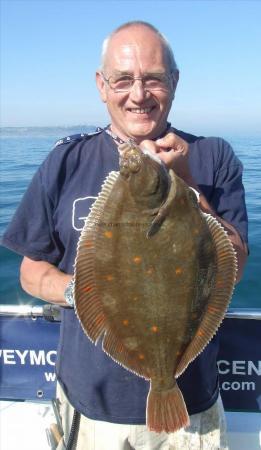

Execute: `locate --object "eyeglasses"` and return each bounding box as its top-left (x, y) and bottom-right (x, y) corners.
top-left (101, 72), bottom-right (173, 93)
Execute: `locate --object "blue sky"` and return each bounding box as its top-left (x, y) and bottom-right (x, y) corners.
top-left (1, 0), bottom-right (260, 136)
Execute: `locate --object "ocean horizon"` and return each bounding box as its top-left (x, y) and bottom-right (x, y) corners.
top-left (0, 126), bottom-right (260, 308)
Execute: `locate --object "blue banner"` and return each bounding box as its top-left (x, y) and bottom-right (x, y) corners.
top-left (0, 315), bottom-right (260, 411)
top-left (0, 316), bottom-right (59, 400)
top-left (218, 318), bottom-right (261, 412)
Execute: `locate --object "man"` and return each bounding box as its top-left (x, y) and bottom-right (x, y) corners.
top-left (2, 21), bottom-right (248, 449)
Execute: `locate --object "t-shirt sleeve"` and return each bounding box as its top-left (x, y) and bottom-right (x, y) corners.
top-left (211, 139), bottom-right (248, 244)
top-left (2, 160), bottom-right (64, 265)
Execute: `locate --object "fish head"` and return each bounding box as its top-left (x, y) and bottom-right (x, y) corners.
top-left (118, 141), bottom-right (170, 209)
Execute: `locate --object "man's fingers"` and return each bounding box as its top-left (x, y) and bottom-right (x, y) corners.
top-left (140, 140), bottom-right (158, 154)
top-left (156, 132), bottom-right (176, 147)
top-left (156, 132), bottom-right (185, 153)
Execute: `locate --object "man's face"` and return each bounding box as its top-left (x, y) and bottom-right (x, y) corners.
top-left (96, 26), bottom-right (178, 143)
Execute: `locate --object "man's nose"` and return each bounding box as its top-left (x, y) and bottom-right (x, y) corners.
top-left (129, 80), bottom-right (150, 102)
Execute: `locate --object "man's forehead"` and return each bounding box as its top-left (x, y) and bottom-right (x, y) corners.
top-left (114, 43), bottom-right (143, 59)
top-left (104, 29), bottom-right (168, 71)
top-left (109, 26), bottom-right (163, 51)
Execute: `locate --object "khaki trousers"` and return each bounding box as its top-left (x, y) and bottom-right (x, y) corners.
top-left (56, 383), bottom-right (228, 450)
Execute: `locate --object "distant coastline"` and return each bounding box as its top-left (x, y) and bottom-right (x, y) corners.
top-left (1, 126), bottom-right (260, 142)
top-left (0, 125), bottom-right (97, 138)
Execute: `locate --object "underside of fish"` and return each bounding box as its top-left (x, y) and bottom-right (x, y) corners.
top-left (74, 141), bottom-right (237, 433)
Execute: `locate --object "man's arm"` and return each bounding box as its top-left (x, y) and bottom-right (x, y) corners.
top-left (20, 256), bottom-right (72, 306)
top-left (141, 133), bottom-right (248, 283)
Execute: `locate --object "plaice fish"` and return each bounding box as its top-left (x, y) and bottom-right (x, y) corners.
top-left (74, 141), bottom-right (237, 433)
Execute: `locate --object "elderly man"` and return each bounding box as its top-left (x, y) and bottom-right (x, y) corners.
top-left (2, 21), bottom-right (248, 449)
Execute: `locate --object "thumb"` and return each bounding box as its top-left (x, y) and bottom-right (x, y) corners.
top-left (156, 132), bottom-right (176, 148)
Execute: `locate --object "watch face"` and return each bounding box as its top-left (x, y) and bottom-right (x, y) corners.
top-left (64, 280), bottom-right (74, 306)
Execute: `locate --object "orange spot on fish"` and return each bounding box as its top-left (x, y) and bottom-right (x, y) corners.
top-left (176, 350), bottom-right (182, 356)
top-left (133, 296), bottom-right (139, 301)
top-left (105, 275), bottom-right (114, 281)
top-left (95, 313), bottom-right (105, 326)
top-left (207, 306), bottom-right (220, 314)
top-left (151, 325), bottom-right (159, 333)
top-left (82, 285), bottom-right (93, 293)
top-left (104, 230), bottom-right (113, 239)
top-left (122, 319), bottom-right (129, 326)
top-left (146, 268), bottom-right (154, 275)
top-left (138, 353), bottom-right (145, 360)
top-left (85, 240), bottom-right (94, 248)
top-left (175, 267), bottom-right (182, 275)
top-left (196, 329), bottom-right (205, 337)
top-left (133, 256), bottom-right (142, 264)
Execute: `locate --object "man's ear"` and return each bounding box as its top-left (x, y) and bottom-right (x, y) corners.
top-left (172, 70), bottom-right (179, 96)
top-left (96, 71), bottom-right (107, 103)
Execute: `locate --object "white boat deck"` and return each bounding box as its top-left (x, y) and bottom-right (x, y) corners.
top-left (0, 401), bottom-right (55, 450)
top-left (0, 400), bottom-right (260, 450)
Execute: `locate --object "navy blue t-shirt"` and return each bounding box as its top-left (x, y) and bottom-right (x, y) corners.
top-left (2, 127), bottom-right (248, 423)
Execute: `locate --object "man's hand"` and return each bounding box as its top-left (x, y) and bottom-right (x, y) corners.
top-left (140, 132), bottom-right (192, 184)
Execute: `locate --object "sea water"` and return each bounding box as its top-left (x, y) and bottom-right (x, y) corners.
top-left (0, 127), bottom-right (260, 308)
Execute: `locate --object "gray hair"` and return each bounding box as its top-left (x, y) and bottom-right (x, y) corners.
top-left (100, 21), bottom-right (178, 76)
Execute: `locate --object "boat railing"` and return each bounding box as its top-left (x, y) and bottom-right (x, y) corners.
top-left (0, 305), bottom-right (261, 320)
top-left (0, 304), bottom-right (60, 321)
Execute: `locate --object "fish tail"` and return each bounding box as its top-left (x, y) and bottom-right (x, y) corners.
top-left (146, 382), bottom-right (190, 433)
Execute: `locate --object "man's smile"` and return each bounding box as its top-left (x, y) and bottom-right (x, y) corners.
top-left (126, 107), bottom-right (155, 114)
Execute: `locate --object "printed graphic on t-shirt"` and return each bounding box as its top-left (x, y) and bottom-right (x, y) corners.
top-left (72, 196), bottom-right (97, 231)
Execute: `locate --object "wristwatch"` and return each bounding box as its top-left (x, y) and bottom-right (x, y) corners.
top-left (64, 278), bottom-right (75, 307)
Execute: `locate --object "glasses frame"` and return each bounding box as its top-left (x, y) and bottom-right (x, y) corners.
top-left (101, 72), bottom-right (173, 93)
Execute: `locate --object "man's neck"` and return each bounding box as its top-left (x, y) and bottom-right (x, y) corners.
top-left (108, 122), bottom-right (171, 145)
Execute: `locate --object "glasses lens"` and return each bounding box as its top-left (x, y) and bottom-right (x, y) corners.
top-left (109, 75), bottom-right (133, 92)
top-left (143, 74), bottom-right (170, 91)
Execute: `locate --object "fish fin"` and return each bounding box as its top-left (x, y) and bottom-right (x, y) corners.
top-left (74, 274), bottom-right (107, 343)
top-left (102, 329), bottom-right (150, 380)
top-left (74, 229), bottom-right (107, 342)
top-left (147, 169), bottom-right (177, 238)
top-left (147, 214), bottom-right (166, 237)
top-left (147, 382), bottom-right (190, 433)
top-left (176, 213), bottom-right (237, 377)
top-left (74, 171), bottom-right (119, 342)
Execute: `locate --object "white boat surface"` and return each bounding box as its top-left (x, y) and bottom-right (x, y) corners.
top-left (0, 400), bottom-right (260, 450)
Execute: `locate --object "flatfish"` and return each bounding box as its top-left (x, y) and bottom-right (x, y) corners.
top-left (74, 141), bottom-right (237, 433)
